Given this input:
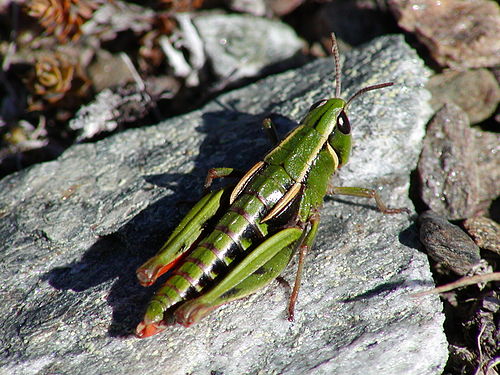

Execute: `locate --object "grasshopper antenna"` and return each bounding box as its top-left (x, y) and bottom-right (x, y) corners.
top-left (330, 33), bottom-right (342, 98)
top-left (345, 82), bottom-right (394, 109)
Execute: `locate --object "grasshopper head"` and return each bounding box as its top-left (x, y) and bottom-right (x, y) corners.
top-left (301, 96), bottom-right (351, 167)
top-left (311, 33), bottom-right (395, 167)
top-left (302, 34), bottom-right (395, 168)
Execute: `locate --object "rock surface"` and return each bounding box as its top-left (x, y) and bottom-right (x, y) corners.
top-left (193, 13), bottom-right (304, 82)
top-left (0, 36), bottom-right (447, 375)
top-left (464, 217), bottom-right (500, 255)
top-left (417, 103), bottom-right (479, 220)
top-left (389, 0), bottom-right (500, 69)
top-left (426, 69), bottom-right (500, 125)
top-left (418, 211), bottom-right (481, 276)
top-left (417, 102), bottom-right (500, 220)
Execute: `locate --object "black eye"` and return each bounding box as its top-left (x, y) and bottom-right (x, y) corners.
top-left (309, 99), bottom-right (327, 111)
top-left (337, 110), bottom-right (350, 134)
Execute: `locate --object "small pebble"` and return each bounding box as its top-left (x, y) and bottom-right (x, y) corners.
top-left (418, 210), bottom-right (481, 275)
top-left (463, 217), bottom-right (500, 255)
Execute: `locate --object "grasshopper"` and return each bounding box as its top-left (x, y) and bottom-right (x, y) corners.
top-left (135, 34), bottom-right (408, 338)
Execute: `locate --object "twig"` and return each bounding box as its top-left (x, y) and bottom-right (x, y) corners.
top-left (120, 53), bottom-right (145, 91)
top-left (412, 273), bottom-right (500, 297)
top-left (176, 13), bottom-right (204, 86)
top-left (473, 323), bottom-right (487, 375)
top-left (159, 35), bottom-right (192, 78)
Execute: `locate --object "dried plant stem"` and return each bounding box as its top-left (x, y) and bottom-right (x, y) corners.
top-left (413, 272), bottom-right (500, 297)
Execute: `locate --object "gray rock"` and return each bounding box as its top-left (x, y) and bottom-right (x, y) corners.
top-left (473, 129), bottom-right (500, 215)
top-left (426, 69), bottom-right (500, 125)
top-left (418, 210), bottom-right (482, 275)
top-left (388, 0), bottom-right (500, 69)
top-left (227, 0), bottom-right (269, 16)
top-left (193, 13), bottom-right (304, 82)
top-left (0, 36), bottom-right (447, 375)
top-left (417, 102), bottom-right (499, 220)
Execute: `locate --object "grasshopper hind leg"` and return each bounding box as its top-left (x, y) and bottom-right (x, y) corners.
top-left (173, 227), bottom-right (304, 327)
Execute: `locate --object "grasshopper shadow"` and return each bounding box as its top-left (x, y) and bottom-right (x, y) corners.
top-left (44, 107), bottom-right (297, 337)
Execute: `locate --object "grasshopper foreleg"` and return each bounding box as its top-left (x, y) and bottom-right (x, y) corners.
top-left (328, 186), bottom-right (410, 214)
top-left (204, 167), bottom-right (242, 192)
top-left (262, 118), bottom-right (280, 146)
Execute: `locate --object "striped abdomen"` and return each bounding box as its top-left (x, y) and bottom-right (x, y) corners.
top-left (150, 164), bottom-right (295, 311)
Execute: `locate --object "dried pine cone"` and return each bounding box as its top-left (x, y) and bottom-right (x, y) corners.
top-left (27, 52), bottom-right (90, 112)
top-left (26, 0), bottom-right (100, 42)
top-left (33, 53), bottom-right (75, 103)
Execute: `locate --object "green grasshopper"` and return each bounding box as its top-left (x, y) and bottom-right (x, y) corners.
top-left (135, 34), bottom-right (408, 338)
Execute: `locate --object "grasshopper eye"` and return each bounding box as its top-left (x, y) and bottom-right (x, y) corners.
top-left (337, 110), bottom-right (350, 134)
top-left (309, 99), bottom-right (327, 111)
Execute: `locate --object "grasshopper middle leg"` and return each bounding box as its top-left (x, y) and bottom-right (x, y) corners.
top-left (329, 186), bottom-right (410, 214)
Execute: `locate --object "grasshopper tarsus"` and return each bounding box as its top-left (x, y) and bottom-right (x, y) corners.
top-left (262, 117), bottom-right (280, 146)
top-left (382, 207), bottom-right (411, 215)
top-left (204, 167), bottom-right (240, 192)
top-left (329, 186), bottom-right (410, 215)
